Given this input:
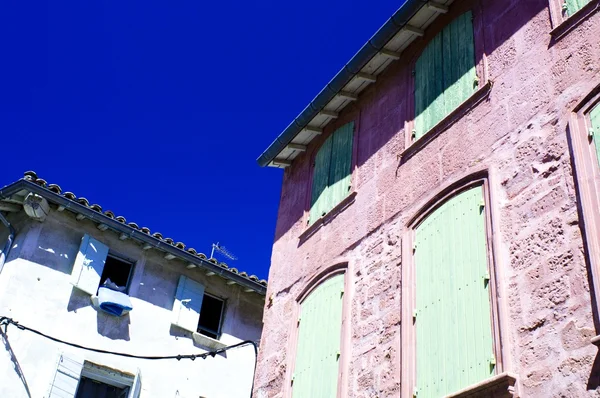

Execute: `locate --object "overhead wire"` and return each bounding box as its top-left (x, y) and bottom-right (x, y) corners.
top-left (0, 316), bottom-right (259, 397)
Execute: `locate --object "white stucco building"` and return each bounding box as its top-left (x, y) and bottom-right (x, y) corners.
top-left (0, 171), bottom-right (267, 398)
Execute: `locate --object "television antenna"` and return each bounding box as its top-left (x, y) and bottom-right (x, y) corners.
top-left (210, 242), bottom-right (238, 261)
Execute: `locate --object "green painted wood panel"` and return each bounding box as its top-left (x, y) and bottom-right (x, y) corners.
top-left (414, 12), bottom-right (475, 140)
top-left (310, 134), bottom-right (333, 224)
top-left (415, 186), bottom-right (494, 397)
top-left (309, 123), bottom-right (353, 224)
top-left (328, 122), bottom-right (354, 212)
top-left (293, 274), bottom-right (344, 398)
top-left (565, 0), bottom-right (590, 16)
top-left (590, 104), bottom-right (600, 169)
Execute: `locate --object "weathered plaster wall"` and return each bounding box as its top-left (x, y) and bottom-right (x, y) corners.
top-left (255, 0), bottom-right (600, 396)
top-left (0, 209), bottom-right (263, 398)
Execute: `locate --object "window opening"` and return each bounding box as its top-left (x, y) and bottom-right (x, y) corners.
top-left (99, 254), bottom-right (134, 293)
top-left (197, 294), bottom-right (225, 339)
top-left (75, 376), bottom-right (129, 398)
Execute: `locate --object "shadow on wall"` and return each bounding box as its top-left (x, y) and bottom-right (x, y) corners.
top-left (1, 329), bottom-right (32, 398)
top-left (67, 287), bottom-right (92, 313)
top-left (272, 0), bottom-right (547, 242)
top-left (169, 324), bottom-right (227, 358)
top-left (96, 311), bottom-right (131, 341)
top-left (66, 287), bottom-right (131, 340)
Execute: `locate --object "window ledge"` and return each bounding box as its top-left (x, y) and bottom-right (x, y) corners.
top-left (192, 332), bottom-right (227, 351)
top-left (400, 80), bottom-right (493, 164)
top-left (444, 372), bottom-right (518, 398)
top-left (550, 1), bottom-right (600, 41)
top-left (299, 191), bottom-right (357, 242)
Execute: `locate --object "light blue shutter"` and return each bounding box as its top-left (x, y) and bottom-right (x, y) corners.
top-left (172, 275), bottom-right (205, 332)
top-left (414, 186), bottom-right (494, 397)
top-left (48, 352), bottom-right (84, 398)
top-left (128, 369), bottom-right (142, 398)
top-left (70, 234), bottom-right (109, 295)
top-left (309, 135), bottom-right (333, 224)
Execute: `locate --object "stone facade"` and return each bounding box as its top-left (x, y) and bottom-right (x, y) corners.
top-left (254, 0), bottom-right (600, 396)
top-left (0, 206), bottom-right (264, 397)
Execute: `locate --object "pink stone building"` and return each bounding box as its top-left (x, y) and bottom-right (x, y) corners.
top-left (254, 0), bottom-right (600, 396)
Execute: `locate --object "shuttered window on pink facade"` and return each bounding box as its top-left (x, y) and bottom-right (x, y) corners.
top-left (292, 274), bottom-right (345, 398)
top-left (414, 11), bottom-right (476, 140)
top-left (563, 0), bottom-right (591, 17)
top-left (414, 186), bottom-right (494, 397)
top-left (590, 104), bottom-right (600, 169)
top-left (309, 122), bottom-right (354, 224)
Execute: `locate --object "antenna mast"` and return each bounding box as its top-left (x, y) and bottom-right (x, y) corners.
top-left (211, 242), bottom-right (238, 261)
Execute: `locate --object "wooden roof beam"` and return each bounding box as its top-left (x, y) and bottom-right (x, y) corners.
top-left (286, 143), bottom-right (307, 152)
top-left (337, 91), bottom-right (358, 101)
top-left (319, 110), bottom-right (339, 119)
top-left (304, 125), bottom-right (323, 134)
top-left (427, 1), bottom-right (449, 13)
top-left (355, 72), bottom-right (377, 83)
top-left (402, 25), bottom-right (425, 37)
top-left (379, 49), bottom-right (401, 60)
top-left (272, 158), bottom-right (292, 168)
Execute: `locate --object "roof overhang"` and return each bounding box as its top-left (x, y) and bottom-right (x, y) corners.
top-left (257, 0), bottom-right (455, 168)
top-left (0, 179), bottom-right (267, 295)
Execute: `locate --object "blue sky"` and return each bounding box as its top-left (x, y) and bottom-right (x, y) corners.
top-left (0, 1), bottom-right (400, 280)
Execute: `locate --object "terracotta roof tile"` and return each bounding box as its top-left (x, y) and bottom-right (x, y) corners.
top-left (115, 216), bottom-right (126, 223)
top-left (140, 227), bottom-right (150, 234)
top-left (48, 184), bottom-right (62, 194)
top-left (63, 192), bottom-right (76, 200)
top-left (104, 210), bottom-right (115, 219)
top-left (90, 204), bottom-right (102, 212)
top-left (77, 197), bottom-right (89, 206)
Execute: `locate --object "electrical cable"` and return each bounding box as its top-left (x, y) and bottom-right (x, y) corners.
top-left (0, 316), bottom-right (259, 397)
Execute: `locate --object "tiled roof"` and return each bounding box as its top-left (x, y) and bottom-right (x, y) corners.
top-left (4, 171), bottom-right (267, 290)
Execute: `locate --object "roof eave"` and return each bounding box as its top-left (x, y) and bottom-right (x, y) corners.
top-left (0, 180), bottom-right (267, 295)
top-left (257, 0), bottom-right (429, 167)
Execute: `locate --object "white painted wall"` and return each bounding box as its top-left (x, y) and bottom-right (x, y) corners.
top-left (0, 209), bottom-right (264, 398)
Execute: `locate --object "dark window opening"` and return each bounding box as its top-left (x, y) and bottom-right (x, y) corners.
top-left (197, 294), bottom-right (225, 339)
top-left (99, 255), bottom-right (133, 292)
top-left (75, 376), bottom-right (129, 398)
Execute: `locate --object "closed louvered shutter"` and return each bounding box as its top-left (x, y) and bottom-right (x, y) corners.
top-left (564, 0), bottom-right (590, 16)
top-left (590, 104), bottom-right (600, 169)
top-left (414, 11), bottom-right (476, 140)
top-left (309, 123), bottom-right (353, 224)
top-left (328, 122), bottom-right (354, 211)
top-left (48, 352), bottom-right (84, 398)
top-left (310, 134), bottom-right (333, 224)
top-left (414, 186), bottom-right (494, 397)
top-left (292, 274), bottom-right (345, 398)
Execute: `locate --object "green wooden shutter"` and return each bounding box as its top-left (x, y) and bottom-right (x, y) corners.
top-left (293, 274), bottom-right (344, 398)
top-left (414, 12), bottom-right (475, 140)
top-left (310, 135), bottom-right (333, 224)
top-left (590, 104), bottom-right (600, 169)
top-left (415, 32), bottom-right (443, 139)
top-left (443, 11), bottom-right (476, 114)
top-left (328, 122), bottom-right (354, 211)
top-left (564, 0), bottom-right (590, 16)
top-left (414, 186), bottom-right (494, 397)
